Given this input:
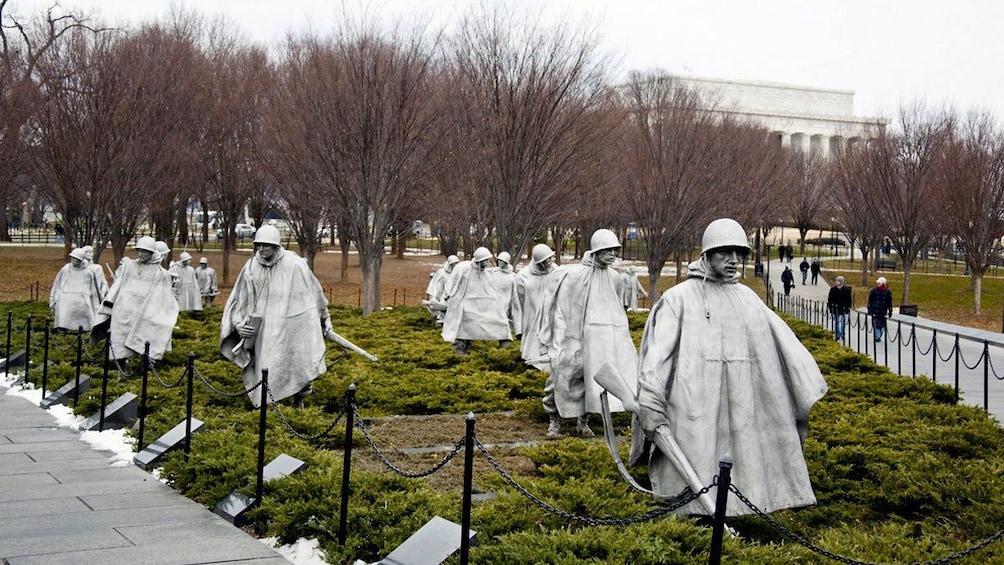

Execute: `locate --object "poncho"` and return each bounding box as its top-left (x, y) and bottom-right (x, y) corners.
top-left (50, 262), bottom-right (106, 331)
top-left (511, 262), bottom-right (556, 370)
top-left (97, 257), bottom-right (179, 360)
top-left (221, 247), bottom-right (330, 407)
top-left (631, 258), bottom-right (827, 516)
top-left (538, 253), bottom-right (636, 417)
top-left (441, 261), bottom-right (511, 342)
top-left (195, 266), bottom-right (219, 298)
top-left (170, 263), bottom-right (203, 312)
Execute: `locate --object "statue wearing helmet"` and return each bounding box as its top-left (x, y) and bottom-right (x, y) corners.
top-left (91, 235), bottom-right (179, 362)
top-left (630, 218), bottom-right (827, 516)
top-left (488, 250), bottom-right (517, 345)
top-left (222, 223), bottom-right (346, 408)
top-left (425, 254), bottom-right (462, 324)
top-left (195, 257), bottom-right (220, 307)
top-left (169, 250), bottom-right (202, 312)
top-left (441, 248), bottom-right (512, 355)
top-left (538, 229), bottom-right (636, 438)
top-left (50, 247), bottom-right (107, 332)
top-left (512, 244), bottom-right (558, 373)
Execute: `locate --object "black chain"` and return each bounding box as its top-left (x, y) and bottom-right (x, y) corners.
top-left (266, 386), bottom-right (345, 441)
top-left (152, 365), bottom-right (187, 389)
top-left (353, 404), bottom-right (465, 478)
top-left (988, 353), bottom-right (1003, 380)
top-left (915, 332), bottom-right (937, 356)
top-left (474, 436), bottom-right (705, 526)
top-left (901, 326), bottom-right (916, 347)
top-left (729, 483), bottom-right (1004, 565)
top-left (934, 339), bottom-right (957, 363)
top-left (193, 366), bottom-right (263, 398)
top-left (957, 344), bottom-right (986, 371)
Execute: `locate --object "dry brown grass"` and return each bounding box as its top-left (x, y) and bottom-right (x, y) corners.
top-left (0, 245), bottom-right (442, 307)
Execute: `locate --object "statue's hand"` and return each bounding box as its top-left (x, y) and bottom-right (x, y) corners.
top-left (237, 323), bottom-right (258, 338)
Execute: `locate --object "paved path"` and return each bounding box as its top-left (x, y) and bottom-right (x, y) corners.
top-left (760, 256), bottom-right (1004, 424)
top-left (0, 389), bottom-right (289, 565)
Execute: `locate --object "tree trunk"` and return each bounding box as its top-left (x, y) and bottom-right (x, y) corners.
top-left (973, 273), bottom-right (983, 315)
top-left (339, 236), bottom-right (351, 283)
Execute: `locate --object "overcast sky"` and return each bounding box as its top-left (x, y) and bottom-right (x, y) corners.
top-left (11, 0), bottom-right (1004, 121)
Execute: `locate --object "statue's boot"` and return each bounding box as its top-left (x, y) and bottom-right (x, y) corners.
top-left (575, 415), bottom-right (594, 438)
top-left (546, 415), bottom-right (562, 438)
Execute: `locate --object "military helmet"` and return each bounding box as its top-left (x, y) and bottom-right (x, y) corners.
top-left (199, 257), bottom-right (208, 264)
top-left (447, 255), bottom-right (460, 265)
top-left (700, 218), bottom-right (750, 255)
top-left (472, 246), bottom-right (492, 263)
top-left (590, 228), bottom-right (621, 252)
top-left (179, 251), bottom-right (192, 262)
top-left (531, 244), bottom-right (555, 265)
top-left (69, 247), bottom-right (87, 261)
top-left (134, 236), bottom-right (157, 253)
top-left (497, 251), bottom-right (511, 265)
top-left (253, 225), bottom-right (281, 246)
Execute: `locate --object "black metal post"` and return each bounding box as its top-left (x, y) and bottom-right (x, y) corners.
top-left (931, 329), bottom-right (938, 383)
top-left (953, 334), bottom-right (960, 403)
top-left (338, 384), bottom-right (357, 547)
top-left (708, 457), bottom-right (734, 565)
top-left (255, 368), bottom-right (269, 510)
top-left (98, 337), bottom-right (110, 432)
top-left (41, 319), bottom-right (50, 397)
top-left (24, 315), bottom-right (32, 386)
top-left (896, 319), bottom-right (902, 375)
top-left (138, 343), bottom-right (151, 450)
top-left (4, 310), bottom-right (11, 363)
top-left (983, 341), bottom-right (990, 412)
top-left (911, 324), bottom-right (917, 378)
top-left (460, 412), bottom-right (476, 565)
top-left (856, 313), bottom-right (862, 354)
top-left (185, 352), bottom-right (195, 461)
top-left (73, 327), bottom-right (83, 406)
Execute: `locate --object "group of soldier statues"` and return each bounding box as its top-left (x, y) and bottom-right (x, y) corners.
top-left (424, 219), bottom-right (827, 517)
top-left (50, 237), bottom-right (220, 362)
top-left (49, 218), bottom-right (827, 518)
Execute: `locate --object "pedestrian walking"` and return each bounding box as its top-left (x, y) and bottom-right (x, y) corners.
top-left (867, 276), bottom-right (894, 342)
top-left (799, 258), bottom-right (810, 285)
top-left (810, 259), bottom-right (821, 285)
top-left (827, 276), bottom-right (852, 340)
top-left (781, 266), bottom-right (795, 297)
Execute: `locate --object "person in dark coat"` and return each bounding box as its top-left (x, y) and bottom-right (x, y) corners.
top-left (826, 275), bottom-right (852, 340)
top-left (799, 258), bottom-right (810, 285)
top-left (867, 276), bottom-right (894, 342)
top-left (785, 244), bottom-right (794, 263)
top-left (781, 266), bottom-right (795, 296)
top-left (810, 259), bottom-right (821, 285)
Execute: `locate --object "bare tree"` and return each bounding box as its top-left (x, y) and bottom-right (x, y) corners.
top-left (941, 110), bottom-right (1004, 314)
top-left (447, 4), bottom-right (616, 261)
top-left (621, 72), bottom-right (723, 298)
top-left (0, 1), bottom-right (99, 242)
top-left (787, 149), bottom-right (827, 256)
top-left (859, 103), bottom-right (953, 304)
top-left (198, 38), bottom-right (269, 283)
top-left (828, 141), bottom-right (887, 287)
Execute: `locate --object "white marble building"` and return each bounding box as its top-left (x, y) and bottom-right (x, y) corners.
top-left (666, 74), bottom-right (887, 156)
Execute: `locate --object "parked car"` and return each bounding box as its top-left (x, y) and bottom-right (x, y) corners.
top-left (216, 223), bottom-right (256, 240)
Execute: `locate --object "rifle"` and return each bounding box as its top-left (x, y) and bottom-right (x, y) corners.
top-left (326, 329), bottom-right (378, 362)
top-left (593, 361), bottom-right (719, 517)
top-left (105, 262), bottom-right (116, 281)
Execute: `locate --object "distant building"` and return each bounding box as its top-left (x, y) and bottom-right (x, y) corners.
top-left (666, 74), bottom-right (886, 156)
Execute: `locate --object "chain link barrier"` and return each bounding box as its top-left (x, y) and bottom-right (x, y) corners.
top-left (265, 384), bottom-right (345, 442)
top-left (933, 339), bottom-right (957, 364)
top-left (474, 435), bottom-right (705, 526)
top-left (193, 365), bottom-right (263, 398)
top-left (353, 403), bottom-right (466, 478)
top-left (988, 353), bottom-right (1003, 380)
top-left (915, 331), bottom-right (937, 356)
top-left (957, 343), bottom-right (987, 371)
top-left (152, 364), bottom-right (187, 389)
top-left (901, 325), bottom-right (917, 347)
top-left (729, 483), bottom-right (1004, 565)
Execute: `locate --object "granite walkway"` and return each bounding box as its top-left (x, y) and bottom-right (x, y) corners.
top-left (0, 388), bottom-right (289, 565)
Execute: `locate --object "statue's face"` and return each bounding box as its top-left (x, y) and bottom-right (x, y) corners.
top-left (257, 244), bottom-right (279, 261)
top-left (137, 249), bottom-right (154, 263)
top-left (707, 248), bottom-right (741, 278)
top-left (70, 257), bottom-right (83, 268)
top-left (475, 259), bottom-right (489, 271)
top-left (594, 248), bottom-right (618, 268)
